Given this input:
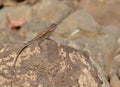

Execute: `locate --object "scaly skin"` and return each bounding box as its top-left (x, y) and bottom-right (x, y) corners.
top-left (13, 24), bottom-right (57, 68)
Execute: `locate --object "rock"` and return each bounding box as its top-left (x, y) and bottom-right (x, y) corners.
top-left (58, 0), bottom-right (81, 10)
top-left (77, 0), bottom-right (110, 17)
top-left (0, 28), bottom-right (23, 43)
top-left (32, 0), bottom-right (71, 23)
top-left (77, 0), bottom-right (120, 28)
top-left (2, 0), bottom-right (39, 6)
top-left (0, 5), bottom-right (32, 29)
top-left (110, 74), bottom-right (120, 87)
top-left (51, 10), bottom-right (120, 77)
top-left (0, 39), bottom-right (109, 87)
top-left (109, 54), bottom-right (120, 87)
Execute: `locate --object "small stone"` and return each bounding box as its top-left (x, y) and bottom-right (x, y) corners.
top-left (32, 0), bottom-right (71, 23)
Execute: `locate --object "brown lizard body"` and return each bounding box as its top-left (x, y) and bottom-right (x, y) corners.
top-left (13, 24), bottom-right (57, 67)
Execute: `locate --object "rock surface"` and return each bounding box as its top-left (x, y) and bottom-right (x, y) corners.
top-left (0, 39), bottom-right (109, 87)
top-left (51, 10), bottom-right (120, 78)
top-left (109, 54), bottom-right (120, 87)
top-left (74, 0), bottom-right (120, 28)
top-left (32, 0), bottom-right (71, 23)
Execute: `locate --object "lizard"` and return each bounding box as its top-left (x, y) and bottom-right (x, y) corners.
top-left (11, 24), bottom-right (57, 87)
top-left (13, 24), bottom-right (57, 68)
